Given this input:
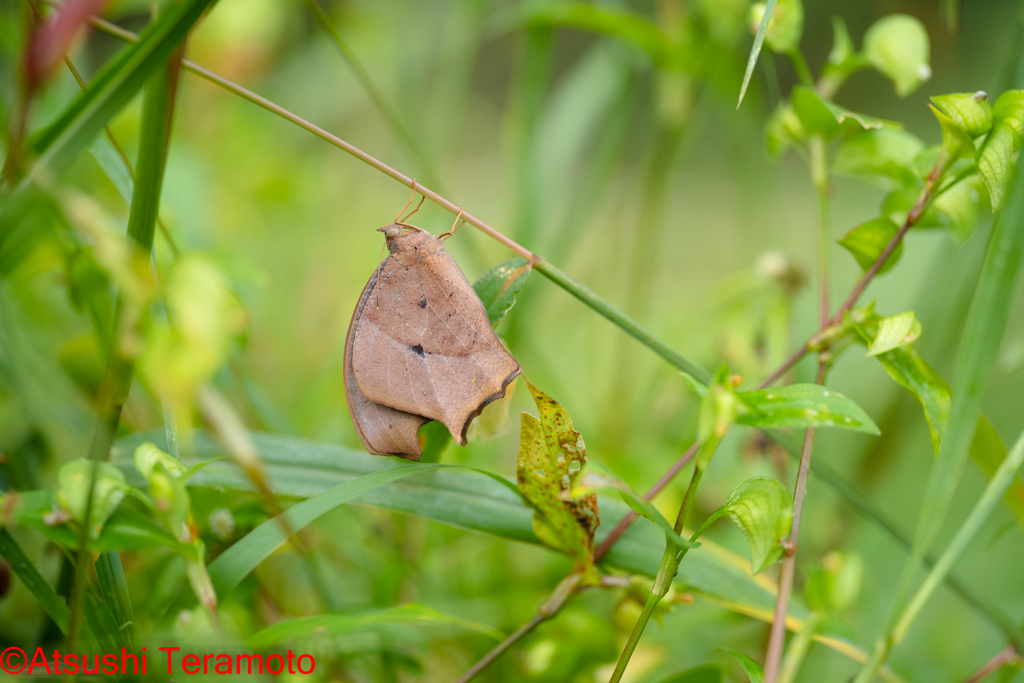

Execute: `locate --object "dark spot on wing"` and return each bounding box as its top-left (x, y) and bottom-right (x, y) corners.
top-left (410, 344), bottom-right (425, 357)
top-left (419, 298), bottom-right (427, 309)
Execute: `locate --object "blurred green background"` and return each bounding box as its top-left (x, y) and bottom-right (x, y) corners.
top-left (2, 0), bottom-right (1024, 681)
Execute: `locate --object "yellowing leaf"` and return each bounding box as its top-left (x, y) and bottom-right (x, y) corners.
top-left (517, 381), bottom-right (600, 583)
top-left (868, 312), bottom-right (921, 356)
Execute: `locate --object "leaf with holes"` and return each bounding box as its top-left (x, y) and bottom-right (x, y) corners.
top-left (517, 380), bottom-right (600, 584)
top-left (736, 385), bottom-right (879, 434)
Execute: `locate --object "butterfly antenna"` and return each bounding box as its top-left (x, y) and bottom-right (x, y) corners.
top-left (394, 179), bottom-right (418, 222)
top-left (440, 207), bottom-right (465, 240)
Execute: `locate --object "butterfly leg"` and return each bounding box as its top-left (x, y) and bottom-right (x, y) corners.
top-left (395, 179), bottom-right (426, 223)
top-left (440, 207), bottom-right (465, 240)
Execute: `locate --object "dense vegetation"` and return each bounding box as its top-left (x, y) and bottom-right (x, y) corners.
top-left (1, 1), bottom-right (1024, 682)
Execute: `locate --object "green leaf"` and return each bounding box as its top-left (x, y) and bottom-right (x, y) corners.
top-left (906, 106), bottom-right (1024, 601)
top-left (834, 128), bottom-right (924, 190)
top-left (929, 105), bottom-right (978, 178)
top-left (246, 604), bottom-right (504, 650)
top-left (517, 380), bottom-right (600, 583)
top-left (867, 312), bottom-right (921, 356)
top-left (764, 103), bottom-right (804, 157)
top-left (0, 528), bottom-right (72, 638)
top-left (852, 317), bottom-right (948, 454)
top-left (57, 460), bottom-right (130, 539)
top-left (23, 0), bottom-right (215, 186)
top-left (737, 0), bottom-right (778, 109)
top-left (208, 463), bottom-right (450, 599)
top-left (570, 465), bottom-right (695, 549)
top-left (749, 0), bottom-right (803, 54)
top-left (805, 551), bottom-right (863, 614)
top-left (657, 664), bottom-right (725, 683)
top-left (931, 92), bottom-right (993, 138)
top-left (737, 384), bottom-right (880, 434)
top-left (863, 14), bottom-right (931, 97)
top-left (791, 86), bottom-right (883, 139)
top-left (718, 648), bottom-right (764, 683)
top-left (838, 217), bottom-right (903, 275)
top-left (472, 257), bottom-right (531, 327)
top-left (108, 430), bottom-right (886, 669)
top-left (90, 136), bottom-right (134, 205)
top-left (134, 442), bottom-right (189, 480)
top-left (928, 175), bottom-right (983, 244)
top-left (970, 417), bottom-right (1024, 531)
top-left (978, 90), bottom-right (1024, 211)
top-left (94, 551), bottom-right (138, 651)
top-left (703, 477), bottom-right (794, 574)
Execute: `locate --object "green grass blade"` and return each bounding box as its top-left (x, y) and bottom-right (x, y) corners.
top-left (893, 425), bottom-right (1024, 643)
top-left (207, 463), bottom-right (450, 598)
top-left (94, 551), bottom-right (138, 651)
top-left (22, 0), bottom-right (214, 187)
top-left (737, 0), bottom-right (778, 109)
top-left (246, 604), bottom-right (504, 649)
top-left (0, 528), bottom-right (73, 636)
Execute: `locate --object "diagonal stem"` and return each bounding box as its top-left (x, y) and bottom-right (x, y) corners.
top-left (961, 645), bottom-right (1019, 683)
top-left (79, 11), bottom-right (713, 385)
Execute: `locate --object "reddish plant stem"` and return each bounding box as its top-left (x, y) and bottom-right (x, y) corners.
top-left (758, 184), bottom-right (932, 390)
top-left (763, 360), bottom-right (828, 683)
top-left (594, 441), bottom-right (700, 561)
top-left (962, 645), bottom-right (1019, 683)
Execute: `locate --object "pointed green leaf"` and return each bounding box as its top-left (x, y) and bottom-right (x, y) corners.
top-left (931, 92), bottom-right (993, 138)
top-left (748, 0), bottom-right (803, 54)
top-left (246, 604), bottom-right (503, 650)
top-left (929, 105), bottom-right (978, 177)
top-left (737, 0), bottom-right (778, 109)
top-left (852, 315), bottom-right (949, 454)
top-left (928, 175), bottom-right (983, 244)
top-left (714, 477), bottom-right (793, 574)
top-left (23, 0), bottom-right (216, 186)
top-left (834, 128), bottom-right (924, 190)
top-left (970, 417), bottom-right (1024, 531)
top-left (863, 14), bottom-right (931, 97)
top-left (718, 648), bottom-right (764, 683)
top-left (737, 384), bottom-right (880, 434)
top-left (473, 257), bottom-right (531, 327)
top-left (517, 381), bottom-right (600, 583)
top-left (868, 312), bottom-right (921, 356)
top-left (978, 90), bottom-right (1024, 210)
top-left (570, 465), bottom-right (695, 549)
top-left (838, 217), bottom-right (902, 274)
top-left (791, 86), bottom-right (883, 139)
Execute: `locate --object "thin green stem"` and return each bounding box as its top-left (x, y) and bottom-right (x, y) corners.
top-left (79, 13), bottom-right (714, 386)
top-left (779, 612), bottom-right (822, 683)
top-left (610, 458), bottom-right (707, 683)
top-left (788, 49), bottom-right (815, 88)
top-left (67, 51), bottom-right (181, 650)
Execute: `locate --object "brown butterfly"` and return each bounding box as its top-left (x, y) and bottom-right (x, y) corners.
top-left (344, 203), bottom-right (521, 460)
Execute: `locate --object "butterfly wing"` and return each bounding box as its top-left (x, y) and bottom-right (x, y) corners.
top-left (352, 232), bottom-right (520, 444)
top-left (344, 263), bottom-right (429, 459)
